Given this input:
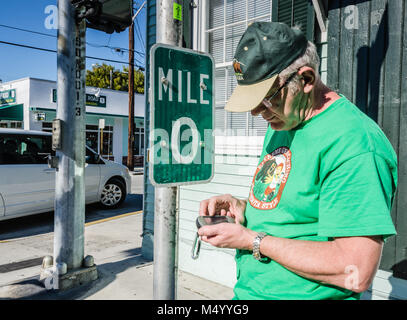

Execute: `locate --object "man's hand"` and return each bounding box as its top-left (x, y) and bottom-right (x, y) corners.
top-left (198, 222), bottom-right (257, 250)
top-left (199, 194), bottom-right (247, 225)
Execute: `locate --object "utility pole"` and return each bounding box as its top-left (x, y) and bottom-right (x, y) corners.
top-left (127, 5), bottom-right (135, 171)
top-left (45, 0), bottom-right (97, 289)
top-left (54, 0), bottom-right (85, 270)
top-left (153, 0), bottom-right (183, 300)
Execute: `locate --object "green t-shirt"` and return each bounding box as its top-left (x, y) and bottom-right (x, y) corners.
top-left (233, 95), bottom-right (397, 300)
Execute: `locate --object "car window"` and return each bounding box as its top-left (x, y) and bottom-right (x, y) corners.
top-left (86, 147), bottom-right (103, 165)
top-left (0, 134), bottom-right (52, 165)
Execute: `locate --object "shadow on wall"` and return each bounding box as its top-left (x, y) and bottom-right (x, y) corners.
top-left (355, 2), bottom-right (388, 122)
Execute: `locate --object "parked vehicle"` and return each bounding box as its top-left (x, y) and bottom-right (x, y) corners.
top-left (0, 128), bottom-right (131, 221)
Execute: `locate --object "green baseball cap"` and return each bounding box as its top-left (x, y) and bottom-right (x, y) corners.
top-left (225, 22), bottom-right (308, 112)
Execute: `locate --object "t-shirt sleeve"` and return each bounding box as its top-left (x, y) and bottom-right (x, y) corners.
top-left (318, 152), bottom-right (397, 240)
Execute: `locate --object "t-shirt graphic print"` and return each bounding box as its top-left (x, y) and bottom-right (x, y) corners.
top-left (249, 146), bottom-right (291, 210)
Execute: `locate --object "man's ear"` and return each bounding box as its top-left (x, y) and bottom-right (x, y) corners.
top-left (298, 67), bottom-right (316, 94)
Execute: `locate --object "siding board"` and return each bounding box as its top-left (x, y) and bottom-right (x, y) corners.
top-left (368, 0), bottom-right (387, 123)
top-left (338, 0), bottom-right (355, 99)
top-left (327, 0), bottom-right (407, 281)
top-left (327, 0), bottom-right (340, 92)
top-left (353, 0), bottom-right (370, 114)
top-left (380, 0), bottom-right (401, 271)
top-left (394, 0), bottom-right (407, 272)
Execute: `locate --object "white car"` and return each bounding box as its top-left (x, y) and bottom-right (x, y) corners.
top-left (0, 128), bottom-right (131, 221)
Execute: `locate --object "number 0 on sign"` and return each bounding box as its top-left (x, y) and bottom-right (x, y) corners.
top-left (149, 44), bottom-right (215, 186)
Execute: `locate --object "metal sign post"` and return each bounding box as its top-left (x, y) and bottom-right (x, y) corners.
top-left (152, 0), bottom-right (181, 301)
top-left (151, 1), bottom-right (214, 300)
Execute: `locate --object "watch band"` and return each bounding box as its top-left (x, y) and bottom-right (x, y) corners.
top-left (252, 232), bottom-right (267, 261)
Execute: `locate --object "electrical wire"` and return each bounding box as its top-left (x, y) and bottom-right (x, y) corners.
top-left (0, 40), bottom-right (145, 70)
top-left (0, 24), bottom-right (145, 57)
top-left (134, 17), bottom-right (146, 53)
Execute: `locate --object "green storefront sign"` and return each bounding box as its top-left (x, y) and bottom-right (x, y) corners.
top-left (52, 89), bottom-right (106, 107)
top-left (150, 44), bottom-right (215, 186)
top-left (0, 89), bottom-right (16, 106)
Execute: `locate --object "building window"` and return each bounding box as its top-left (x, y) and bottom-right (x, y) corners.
top-left (134, 127), bottom-right (144, 156)
top-left (0, 134), bottom-right (52, 165)
top-left (85, 125), bottom-right (113, 158)
top-left (0, 120), bottom-right (23, 129)
top-left (207, 0), bottom-right (272, 136)
top-left (42, 122), bottom-right (114, 158)
top-left (42, 122), bottom-right (52, 132)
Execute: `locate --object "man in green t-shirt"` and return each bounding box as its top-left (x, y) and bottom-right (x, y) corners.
top-left (198, 22), bottom-right (397, 300)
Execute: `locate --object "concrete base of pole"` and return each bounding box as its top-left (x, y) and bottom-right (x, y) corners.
top-left (58, 266), bottom-right (98, 291)
top-left (141, 232), bottom-right (154, 261)
top-left (39, 255), bottom-right (98, 291)
top-left (39, 265), bottom-right (98, 291)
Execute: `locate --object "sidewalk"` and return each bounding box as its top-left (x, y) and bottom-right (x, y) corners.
top-left (0, 251), bottom-right (234, 300)
top-left (0, 179), bottom-right (234, 300)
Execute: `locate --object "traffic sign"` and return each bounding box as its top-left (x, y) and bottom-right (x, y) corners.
top-left (149, 44), bottom-right (215, 186)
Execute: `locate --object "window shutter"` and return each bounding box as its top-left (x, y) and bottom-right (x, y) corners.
top-left (249, 113), bottom-right (268, 136)
top-left (225, 0), bottom-right (247, 25)
top-left (228, 112), bottom-right (247, 135)
top-left (209, 0), bottom-right (224, 29)
top-left (248, 0), bottom-right (271, 20)
top-left (215, 107), bottom-right (226, 134)
top-left (207, 0), bottom-right (275, 136)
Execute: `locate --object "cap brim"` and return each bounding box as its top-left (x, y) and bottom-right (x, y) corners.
top-left (225, 74), bottom-right (278, 112)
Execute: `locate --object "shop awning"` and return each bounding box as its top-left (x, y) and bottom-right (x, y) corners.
top-left (0, 104), bottom-right (23, 121)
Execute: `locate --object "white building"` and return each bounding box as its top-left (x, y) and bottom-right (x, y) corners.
top-left (0, 77), bottom-right (145, 164)
top-left (143, 0), bottom-right (407, 300)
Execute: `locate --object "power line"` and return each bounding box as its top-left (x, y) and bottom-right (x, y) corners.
top-left (0, 40), bottom-right (145, 70)
top-left (134, 16), bottom-right (146, 52)
top-left (0, 40), bottom-right (55, 53)
top-left (0, 24), bottom-right (145, 57)
top-left (0, 24), bottom-right (56, 38)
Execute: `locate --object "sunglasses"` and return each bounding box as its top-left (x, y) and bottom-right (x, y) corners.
top-left (263, 72), bottom-right (298, 105)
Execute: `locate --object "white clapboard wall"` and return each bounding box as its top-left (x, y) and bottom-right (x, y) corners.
top-left (177, 136), bottom-right (264, 288)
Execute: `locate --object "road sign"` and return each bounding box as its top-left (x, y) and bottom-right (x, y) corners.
top-left (150, 44), bottom-right (215, 186)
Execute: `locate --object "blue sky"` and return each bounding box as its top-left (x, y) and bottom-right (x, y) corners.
top-left (0, 0), bottom-right (146, 83)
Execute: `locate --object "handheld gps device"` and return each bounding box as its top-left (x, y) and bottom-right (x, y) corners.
top-left (191, 215), bottom-right (235, 260)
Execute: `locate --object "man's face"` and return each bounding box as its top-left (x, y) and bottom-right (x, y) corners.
top-left (250, 74), bottom-right (309, 131)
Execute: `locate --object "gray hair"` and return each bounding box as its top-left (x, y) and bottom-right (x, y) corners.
top-left (279, 40), bottom-right (321, 95)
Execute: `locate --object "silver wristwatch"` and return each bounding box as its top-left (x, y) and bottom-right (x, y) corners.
top-left (252, 232), bottom-right (267, 261)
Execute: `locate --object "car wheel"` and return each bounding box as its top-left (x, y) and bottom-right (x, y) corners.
top-left (100, 178), bottom-right (126, 209)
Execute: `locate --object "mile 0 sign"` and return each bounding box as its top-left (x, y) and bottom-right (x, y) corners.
top-left (149, 44), bottom-right (215, 187)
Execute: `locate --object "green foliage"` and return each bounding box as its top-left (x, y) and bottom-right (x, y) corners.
top-left (86, 63), bottom-right (144, 94)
